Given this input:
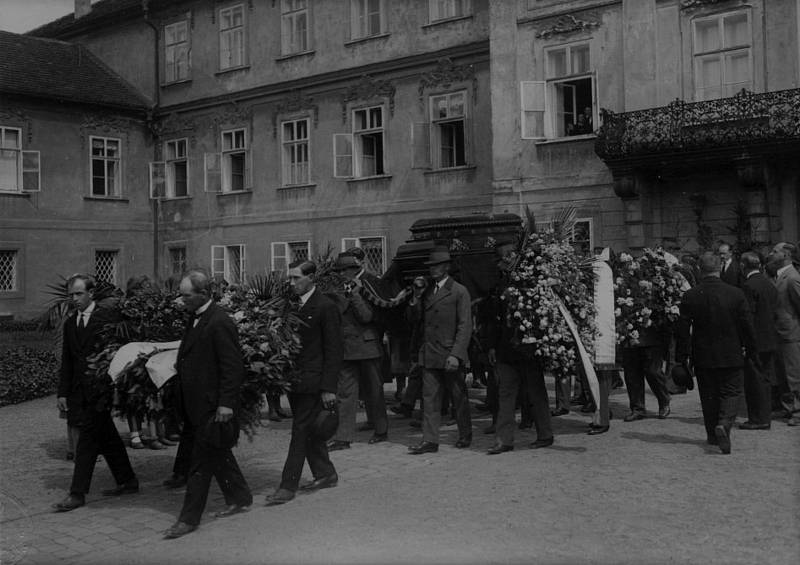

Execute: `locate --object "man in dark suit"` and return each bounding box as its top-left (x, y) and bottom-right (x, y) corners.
top-left (327, 254), bottom-right (388, 450)
top-left (53, 274), bottom-right (139, 512)
top-left (266, 260), bottom-right (343, 505)
top-left (407, 248), bottom-right (473, 454)
top-left (719, 242), bottom-right (742, 287)
top-left (739, 251), bottom-right (779, 430)
top-left (676, 253), bottom-right (758, 454)
top-left (768, 242), bottom-right (800, 426)
top-left (164, 270), bottom-right (252, 539)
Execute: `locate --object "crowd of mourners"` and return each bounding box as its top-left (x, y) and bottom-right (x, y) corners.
top-left (50, 239), bottom-right (800, 539)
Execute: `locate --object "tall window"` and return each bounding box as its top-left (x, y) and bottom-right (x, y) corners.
top-left (271, 240), bottom-right (310, 272)
top-left (212, 244), bottom-right (245, 284)
top-left (351, 0), bottom-right (383, 40)
top-left (546, 43), bottom-right (594, 138)
top-left (282, 0), bottom-right (309, 55)
top-left (165, 139), bottom-right (188, 197)
top-left (169, 246), bottom-right (187, 276)
top-left (429, 0), bottom-right (470, 22)
top-left (353, 106), bottom-right (384, 177)
top-left (221, 128), bottom-right (248, 192)
top-left (164, 20), bottom-right (190, 83)
top-left (282, 119), bottom-right (310, 186)
top-left (90, 137), bottom-right (121, 197)
top-left (95, 250), bottom-right (119, 285)
top-left (0, 250), bottom-right (18, 292)
top-left (693, 11), bottom-right (752, 101)
top-left (0, 126), bottom-right (39, 193)
top-left (341, 236), bottom-right (386, 274)
top-left (219, 4), bottom-right (245, 70)
top-left (570, 218), bottom-right (593, 256)
top-left (431, 92), bottom-right (467, 168)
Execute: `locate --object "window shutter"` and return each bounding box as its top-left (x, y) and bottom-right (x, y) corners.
top-left (271, 242), bottom-right (289, 272)
top-left (244, 150), bottom-right (252, 189)
top-left (21, 150), bottom-right (41, 192)
top-left (204, 153), bottom-right (222, 193)
top-left (463, 116), bottom-right (473, 166)
top-left (333, 133), bottom-right (353, 178)
top-left (211, 245), bottom-right (225, 278)
top-left (239, 244), bottom-right (247, 283)
top-left (149, 161), bottom-right (166, 198)
top-left (411, 122), bottom-right (430, 169)
top-left (341, 237), bottom-right (359, 252)
top-left (520, 81), bottom-right (546, 139)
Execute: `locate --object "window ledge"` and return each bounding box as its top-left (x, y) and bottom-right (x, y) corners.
top-left (535, 133), bottom-right (597, 146)
top-left (161, 78), bottom-right (192, 88)
top-left (215, 65), bottom-right (250, 76)
top-left (422, 14), bottom-right (473, 29)
top-left (0, 190), bottom-right (31, 197)
top-left (157, 195), bottom-right (192, 202)
top-left (84, 196), bottom-right (130, 202)
top-left (345, 32), bottom-right (390, 47)
top-left (216, 189), bottom-right (253, 197)
top-left (345, 174), bottom-right (392, 184)
top-left (275, 50), bottom-right (316, 62)
top-left (423, 165), bottom-right (476, 175)
top-left (0, 291), bottom-right (24, 299)
top-left (278, 183), bottom-right (316, 191)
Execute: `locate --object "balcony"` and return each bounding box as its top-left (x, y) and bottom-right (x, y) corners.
top-left (595, 88), bottom-right (800, 172)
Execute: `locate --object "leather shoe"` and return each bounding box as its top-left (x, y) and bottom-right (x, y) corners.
top-left (487, 443), bottom-right (514, 455)
top-left (739, 421), bottom-right (770, 430)
top-left (408, 441), bottom-right (438, 455)
top-left (368, 433), bottom-right (388, 444)
top-left (531, 437), bottom-right (554, 449)
top-left (580, 403), bottom-right (596, 413)
top-left (714, 424), bottom-right (731, 454)
top-left (326, 440), bottom-right (351, 451)
top-left (213, 504), bottom-right (250, 518)
top-left (101, 479), bottom-right (139, 497)
top-left (483, 424), bottom-right (496, 435)
top-left (551, 408), bottom-right (569, 417)
top-left (357, 422), bottom-right (375, 432)
top-left (157, 436), bottom-right (178, 446)
top-left (265, 488), bottom-right (295, 506)
top-left (390, 404), bottom-right (413, 418)
top-left (53, 493), bottom-right (85, 512)
top-left (587, 425), bottom-right (610, 435)
top-left (658, 405), bottom-right (671, 419)
top-left (163, 475), bottom-right (187, 489)
top-left (624, 412), bottom-right (645, 422)
top-left (164, 521), bottom-right (197, 539)
top-left (454, 436), bottom-right (472, 448)
top-left (706, 435), bottom-right (719, 446)
top-left (299, 473), bottom-right (338, 492)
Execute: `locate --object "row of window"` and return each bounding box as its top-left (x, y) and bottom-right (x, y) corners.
top-left (164, 0), bottom-right (472, 82)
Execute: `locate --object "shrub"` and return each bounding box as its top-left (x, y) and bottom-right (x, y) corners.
top-left (0, 346), bottom-right (60, 406)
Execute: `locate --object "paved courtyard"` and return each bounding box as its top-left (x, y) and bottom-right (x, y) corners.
top-left (1, 384), bottom-right (798, 565)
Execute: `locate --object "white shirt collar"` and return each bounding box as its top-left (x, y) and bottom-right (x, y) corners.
top-left (300, 286), bottom-right (316, 307)
top-left (436, 276), bottom-right (449, 290)
top-left (77, 301), bottom-right (96, 324)
top-left (195, 300), bottom-right (212, 316)
top-left (777, 264), bottom-right (793, 278)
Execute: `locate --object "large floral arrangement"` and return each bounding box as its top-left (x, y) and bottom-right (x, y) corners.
top-left (501, 208), bottom-right (597, 382)
top-left (611, 248), bottom-right (685, 347)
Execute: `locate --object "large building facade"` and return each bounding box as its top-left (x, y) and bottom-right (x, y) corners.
top-left (1, 0), bottom-right (798, 317)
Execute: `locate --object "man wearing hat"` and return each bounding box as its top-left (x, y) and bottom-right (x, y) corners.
top-left (327, 252), bottom-right (389, 449)
top-left (408, 248), bottom-right (473, 454)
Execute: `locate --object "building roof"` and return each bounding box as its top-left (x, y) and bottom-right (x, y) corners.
top-left (0, 31), bottom-right (150, 111)
top-left (28, 0), bottom-right (150, 38)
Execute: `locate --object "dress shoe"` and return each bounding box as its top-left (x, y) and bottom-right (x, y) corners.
top-left (487, 443), bottom-right (514, 455)
top-left (167, 433), bottom-right (182, 442)
top-left (299, 473), bottom-right (338, 492)
top-left (213, 504), bottom-right (250, 518)
top-left (265, 488), bottom-right (296, 506)
top-left (531, 437), bottom-right (554, 449)
top-left (658, 405), bottom-right (671, 419)
top-left (714, 425), bottom-right (731, 454)
top-left (454, 436), bottom-right (472, 448)
top-left (390, 404), bottom-right (413, 418)
top-left (518, 420), bottom-right (533, 430)
top-left (587, 425), bottom-right (610, 435)
top-left (101, 479), bottom-right (139, 497)
top-left (147, 439), bottom-right (167, 450)
top-left (357, 422), bottom-right (375, 432)
top-left (267, 410), bottom-right (282, 422)
top-left (580, 403), bottom-right (596, 413)
top-left (739, 421), bottom-right (770, 430)
top-left (130, 437), bottom-right (145, 449)
top-left (483, 424), bottom-right (496, 435)
top-left (551, 408), bottom-right (569, 417)
top-left (326, 440), bottom-right (351, 451)
top-left (157, 436), bottom-right (178, 446)
top-left (623, 412), bottom-right (645, 422)
top-left (163, 521), bottom-right (197, 539)
top-left (163, 474), bottom-right (188, 489)
top-left (408, 441), bottom-right (439, 455)
top-left (443, 418), bottom-right (457, 427)
top-left (368, 433), bottom-right (388, 444)
top-left (706, 435), bottom-right (719, 446)
top-left (52, 493), bottom-right (85, 512)
top-left (569, 395), bottom-right (585, 405)
top-left (276, 408), bottom-right (291, 419)
top-left (409, 419), bottom-right (422, 428)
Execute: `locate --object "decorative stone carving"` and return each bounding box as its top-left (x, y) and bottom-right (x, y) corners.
top-left (80, 113), bottom-right (137, 146)
top-left (680, 0), bottom-right (736, 12)
top-left (535, 14), bottom-right (601, 39)
top-left (151, 112), bottom-right (198, 146)
top-left (418, 58), bottom-right (477, 105)
top-left (341, 75), bottom-right (396, 123)
top-left (272, 90), bottom-right (319, 138)
top-left (0, 107), bottom-right (32, 143)
top-left (211, 101), bottom-right (254, 140)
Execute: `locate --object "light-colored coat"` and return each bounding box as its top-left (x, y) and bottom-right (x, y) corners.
top-left (774, 264), bottom-right (800, 343)
top-left (413, 277), bottom-right (472, 369)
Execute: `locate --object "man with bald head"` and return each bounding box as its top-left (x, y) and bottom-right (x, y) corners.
top-left (768, 243), bottom-right (800, 426)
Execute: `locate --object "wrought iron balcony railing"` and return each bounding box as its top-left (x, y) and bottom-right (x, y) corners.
top-left (595, 88), bottom-right (800, 161)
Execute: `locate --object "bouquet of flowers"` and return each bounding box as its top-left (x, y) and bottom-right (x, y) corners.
top-left (501, 208), bottom-right (597, 382)
top-left (611, 248), bottom-right (685, 347)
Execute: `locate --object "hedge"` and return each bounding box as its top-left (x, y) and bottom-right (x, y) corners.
top-left (0, 347), bottom-right (60, 406)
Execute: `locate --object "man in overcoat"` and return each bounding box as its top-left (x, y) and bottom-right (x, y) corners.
top-left (768, 242), bottom-right (800, 426)
top-left (407, 248), bottom-right (473, 454)
top-left (53, 274), bottom-right (139, 512)
top-left (266, 260), bottom-right (343, 504)
top-left (164, 270), bottom-right (252, 539)
top-left (676, 253), bottom-right (758, 454)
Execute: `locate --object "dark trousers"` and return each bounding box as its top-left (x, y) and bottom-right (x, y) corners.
top-left (495, 360), bottom-right (553, 446)
top-left (172, 423), bottom-right (194, 478)
top-left (178, 419), bottom-right (252, 526)
top-left (696, 366), bottom-right (744, 440)
top-left (421, 368), bottom-right (472, 444)
top-left (593, 370), bottom-right (613, 427)
top-left (486, 367), bottom-right (498, 420)
top-left (280, 392), bottom-right (336, 492)
top-left (622, 346), bottom-right (671, 414)
top-left (555, 377), bottom-right (571, 411)
top-left (70, 410), bottom-right (136, 495)
top-left (336, 358), bottom-right (387, 442)
top-left (400, 368), bottom-right (423, 409)
top-left (743, 352), bottom-right (775, 425)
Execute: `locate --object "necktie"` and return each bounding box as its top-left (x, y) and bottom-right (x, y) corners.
top-left (77, 314), bottom-right (85, 331)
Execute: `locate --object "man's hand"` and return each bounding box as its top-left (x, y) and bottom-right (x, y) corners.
top-left (321, 392), bottom-right (337, 410)
top-left (445, 355), bottom-right (460, 372)
top-left (488, 348), bottom-right (497, 366)
top-left (215, 406), bottom-right (234, 422)
top-left (57, 397), bottom-right (68, 412)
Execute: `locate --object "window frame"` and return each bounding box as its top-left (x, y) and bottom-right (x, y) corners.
top-left (281, 0), bottom-right (310, 55)
top-left (429, 91), bottom-right (470, 169)
top-left (350, 0), bottom-right (384, 40)
top-left (220, 128), bottom-right (250, 193)
top-left (164, 19), bottom-right (191, 83)
top-left (352, 105), bottom-right (385, 178)
top-left (570, 217), bottom-right (594, 256)
top-left (0, 247), bottom-right (20, 295)
top-left (168, 245), bottom-right (188, 277)
top-left (542, 42), bottom-right (597, 140)
top-left (281, 118), bottom-right (311, 186)
top-left (271, 240), bottom-right (311, 273)
top-left (89, 136), bottom-right (122, 198)
top-left (219, 3), bottom-right (247, 71)
top-left (211, 244), bottom-right (246, 285)
top-left (691, 10), bottom-right (753, 101)
top-left (0, 126), bottom-right (40, 193)
top-left (341, 236), bottom-right (386, 274)
top-left (429, 0), bottom-right (470, 23)
top-left (94, 249), bottom-right (120, 286)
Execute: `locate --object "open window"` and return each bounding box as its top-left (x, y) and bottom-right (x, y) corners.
top-left (211, 244), bottom-right (246, 284)
top-left (333, 105), bottom-right (386, 178)
top-left (271, 240), bottom-right (311, 273)
top-left (206, 129), bottom-right (250, 193)
top-left (150, 138), bottom-right (189, 199)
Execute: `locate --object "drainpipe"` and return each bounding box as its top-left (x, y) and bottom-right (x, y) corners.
top-left (143, 1), bottom-right (161, 281)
